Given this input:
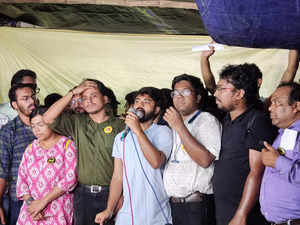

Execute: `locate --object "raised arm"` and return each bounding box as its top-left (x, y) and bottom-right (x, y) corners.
top-left (201, 45), bottom-right (217, 94)
top-left (280, 49), bottom-right (299, 83)
top-left (125, 112), bottom-right (166, 169)
top-left (43, 81), bottom-right (97, 124)
top-left (164, 107), bottom-right (219, 168)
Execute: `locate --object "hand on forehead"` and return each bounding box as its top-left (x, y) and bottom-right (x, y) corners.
top-left (81, 80), bottom-right (98, 88)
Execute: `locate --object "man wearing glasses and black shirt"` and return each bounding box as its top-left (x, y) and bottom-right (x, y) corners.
top-left (213, 64), bottom-right (277, 225)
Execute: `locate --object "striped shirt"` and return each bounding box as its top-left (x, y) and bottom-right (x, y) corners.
top-left (0, 116), bottom-right (35, 201)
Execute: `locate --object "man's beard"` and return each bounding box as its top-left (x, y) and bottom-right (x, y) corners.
top-left (139, 109), bottom-right (156, 123)
top-left (17, 103), bottom-right (34, 116)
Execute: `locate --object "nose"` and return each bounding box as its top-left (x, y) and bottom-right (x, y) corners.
top-left (33, 126), bottom-right (40, 133)
top-left (268, 102), bottom-right (274, 112)
top-left (85, 96), bottom-right (92, 104)
top-left (135, 101), bottom-right (144, 108)
top-left (29, 96), bottom-right (35, 105)
top-left (214, 91), bottom-right (218, 98)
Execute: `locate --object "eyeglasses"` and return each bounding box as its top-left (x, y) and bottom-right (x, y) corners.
top-left (270, 97), bottom-right (290, 107)
top-left (215, 86), bottom-right (235, 92)
top-left (71, 98), bottom-right (82, 105)
top-left (19, 94), bottom-right (37, 102)
top-left (171, 89), bottom-right (193, 98)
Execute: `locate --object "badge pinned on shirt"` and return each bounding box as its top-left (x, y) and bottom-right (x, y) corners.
top-left (181, 144), bottom-right (186, 151)
top-left (104, 126), bottom-right (113, 134)
top-left (47, 157), bottom-right (56, 164)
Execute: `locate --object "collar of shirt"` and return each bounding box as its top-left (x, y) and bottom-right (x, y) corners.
top-left (278, 119), bottom-right (300, 135)
top-left (183, 110), bottom-right (201, 125)
top-left (224, 105), bottom-right (255, 124)
top-left (15, 116), bottom-right (32, 131)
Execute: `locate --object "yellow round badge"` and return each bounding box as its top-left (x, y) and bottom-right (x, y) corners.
top-left (181, 144), bottom-right (186, 151)
top-left (104, 126), bottom-right (113, 134)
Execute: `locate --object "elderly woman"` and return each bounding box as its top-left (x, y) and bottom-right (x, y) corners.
top-left (16, 106), bottom-right (77, 225)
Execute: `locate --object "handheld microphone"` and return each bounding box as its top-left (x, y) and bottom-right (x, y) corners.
top-left (121, 107), bottom-right (144, 140)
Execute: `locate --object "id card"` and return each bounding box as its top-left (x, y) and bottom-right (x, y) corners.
top-left (280, 128), bottom-right (298, 151)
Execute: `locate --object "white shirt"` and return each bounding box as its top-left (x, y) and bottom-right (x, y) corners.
top-left (163, 110), bottom-right (222, 197)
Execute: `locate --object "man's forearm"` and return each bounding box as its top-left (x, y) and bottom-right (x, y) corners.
top-left (0, 178), bottom-right (6, 204)
top-left (44, 91), bottom-right (73, 124)
top-left (106, 177), bottom-right (123, 213)
top-left (201, 57), bottom-right (216, 94)
top-left (234, 171), bottom-right (263, 218)
top-left (136, 131), bottom-right (165, 169)
top-left (177, 125), bottom-right (214, 168)
top-left (280, 49), bottom-right (299, 83)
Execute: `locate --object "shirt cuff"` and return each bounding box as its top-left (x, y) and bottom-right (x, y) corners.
top-left (274, 155), bottom-right (292, 173)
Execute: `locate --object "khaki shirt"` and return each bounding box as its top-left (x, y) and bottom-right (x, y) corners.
top-left (50, 113), bottom-right (124, 185)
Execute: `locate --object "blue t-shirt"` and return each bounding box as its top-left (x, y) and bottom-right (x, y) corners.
top-left (113, 123), bottom-right (172, 225)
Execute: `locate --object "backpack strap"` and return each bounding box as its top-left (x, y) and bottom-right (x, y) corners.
top-left (246, 110), bottom-right (258, 134)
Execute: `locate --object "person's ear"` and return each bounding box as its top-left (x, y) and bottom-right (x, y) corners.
top-left (12, 101), bottom-right (18, 111)
top-left (236, 89), bottom-right (245, 100)
top-left (154, 106), bottom-right (161, 115)
top-left (196, 95), bottom-right (201, 104)
top-left (294, 101), bottom-right (300, 112)
top-left (257, 78), bottom-right (262, 88)
top-left (103, 96), bottom-right (109, 104)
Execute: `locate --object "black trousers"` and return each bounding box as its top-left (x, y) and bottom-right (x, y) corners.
top-left (215, 203), bottom-right (269, 225)
top-left (170, 194), bottom-right (216, 225)
top-left (74, 185), bottom-right (114, 225)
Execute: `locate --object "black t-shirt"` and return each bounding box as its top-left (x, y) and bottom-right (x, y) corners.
top-left (212, 106), bottom-right (277, 225)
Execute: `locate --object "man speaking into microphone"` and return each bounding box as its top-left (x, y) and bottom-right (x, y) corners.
top-left (95, 87), bottom-right (173, 225)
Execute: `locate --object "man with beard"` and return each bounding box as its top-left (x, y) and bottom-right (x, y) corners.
top-left (0, 69), bottom-right (38, 121)
top-left (163, 74), bottom-right (222, 225)
top-left (43, 79), bottom-right (124, 225)
top-left (212, 64), bottom-right (277, 225)
top-left (0, 83), bottom-right (36, 225)
top-left (95, 87), bottom-right (173, 225)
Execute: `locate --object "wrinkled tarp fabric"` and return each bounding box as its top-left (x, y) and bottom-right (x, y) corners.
top-left (0, 27), bottom-right (298, 106)
top-left (0, 3), bottom-right (205, 34)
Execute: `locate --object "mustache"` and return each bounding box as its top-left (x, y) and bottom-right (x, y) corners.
top-left (215, 97), bottom-right (221, 102)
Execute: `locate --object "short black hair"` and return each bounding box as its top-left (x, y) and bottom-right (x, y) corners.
top-left (8, 83), bottom-right (36, 107)
top-left (11, 69), bottom-right (37, 86)
top-left (171, 74), bottom-right (208, 109)
top-left (105, 87), bottom-right (120, 116)
top-left (219, 63), bottom-right (260, 106)
top-left (135, 87), bottom-right (161, 107)
top-left (44, 93), bottom-right (62, 108)
top-left (278, 82), bottom-right (300, 105)
top-left (85, 79), bottom-right (108, 96)
top-left (125, 91), bottom-right (138, 106)
top-left (29, 106), bottom-right (48, 122)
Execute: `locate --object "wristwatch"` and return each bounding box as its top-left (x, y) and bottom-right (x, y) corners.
top-left (25, 197), bottom-right (34, 206)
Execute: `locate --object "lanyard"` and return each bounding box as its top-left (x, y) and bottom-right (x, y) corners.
top-left (171, 110), bottom-right (201, 163)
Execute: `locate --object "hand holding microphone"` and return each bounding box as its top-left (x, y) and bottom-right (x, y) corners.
top-left (122, 107), bottom-right (144, 140)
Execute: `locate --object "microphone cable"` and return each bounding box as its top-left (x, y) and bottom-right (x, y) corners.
top-left (129, 131), bottom-right (170, 225)
top-left (123, 136), bottom-right (135, 225)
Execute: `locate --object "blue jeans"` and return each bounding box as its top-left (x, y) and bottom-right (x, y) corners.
top-left (2, 195), bottom-right (23, 225)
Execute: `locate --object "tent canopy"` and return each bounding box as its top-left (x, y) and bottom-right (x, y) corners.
top-left (0, 27), bottom-right (298, 107)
